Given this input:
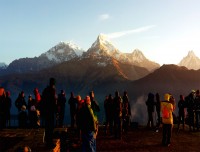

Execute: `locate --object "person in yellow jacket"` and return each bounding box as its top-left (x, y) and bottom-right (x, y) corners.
top-left (161, 93), bottom-right (175, 147)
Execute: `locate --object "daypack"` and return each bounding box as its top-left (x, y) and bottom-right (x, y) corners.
top-left (162, 105), bottom-right (170, 119)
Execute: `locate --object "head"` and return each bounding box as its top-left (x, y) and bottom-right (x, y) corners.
top-left (49, 77), bottom-right (56, 86)
top-left (76, 95), bottom-right (81, 101)
top-left (6, 91), bottom-right (10, 97)
top-left (180, 95), bottom-right (184, 100)
top-left (169, 95), bottom-right (175, 102)
top-left (115, 91), bottom-right (119, 97)
top-left (28, 94), bottom-right (32, 100)
top-left (21, 91), bottom-right (25, 97)
top-left (85, 95), bottom-right (91, 105)
top-left (70, 92), bottom-right (74, 97)
top-left (61, 90), bottom-right (65, 95)
top-left (89, 91), bottom-right (94, 98)
top-left (148, 93), bottom-right (154, 99)
top-left (196, 90), bottom-right (200, 95)
top-left (34, 88), bottom-right (39, 94)
top-left (124, 91), bottom-right (127, 96)
top-left (164, 93), bottom-right (171, 101)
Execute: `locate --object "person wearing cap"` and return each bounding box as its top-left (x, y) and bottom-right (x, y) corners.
top-left (161, 93), bottom-right (175, 147)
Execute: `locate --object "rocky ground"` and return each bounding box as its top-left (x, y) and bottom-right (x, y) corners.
top-left (0, 125), bottom-right (200, 152)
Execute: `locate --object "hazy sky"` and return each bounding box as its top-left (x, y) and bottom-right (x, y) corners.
top-left (1, 0), bottom-right (200, 65)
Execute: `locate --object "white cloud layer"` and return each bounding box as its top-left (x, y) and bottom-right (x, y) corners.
top-left (99, 14), bottom-right (110, 21)
top-left (106, 25), bottom-right (156, 39)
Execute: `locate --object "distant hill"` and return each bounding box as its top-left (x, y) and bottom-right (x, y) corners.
top-left (127, 64), bottom-right (200, 102)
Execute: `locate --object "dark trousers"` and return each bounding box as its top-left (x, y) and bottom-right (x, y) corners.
top-left (178, 111), bottom-right (185, 129)
top-left (162, 124), bottom-right (172, 145)
top-left (114, 117), bottom-right (122, 139)
top-left (195, 111), bottom-right (200, 130)
top-left (188, 111), bottom-right (195, 130)
top-left (147, 111), bottom-right (154, 128)
top-left (156, 110), bottom-right (160, 128)
top-left (45, 113), bottom-right (55, 145)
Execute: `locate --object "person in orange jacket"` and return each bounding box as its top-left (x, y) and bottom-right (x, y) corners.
top-left (161, 93), bottom-right (175, 147)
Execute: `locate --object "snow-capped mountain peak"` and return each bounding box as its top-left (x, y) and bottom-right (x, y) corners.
top-left (131, 49), bottom-right (146, 62)
top-left (91, 34), bottom-right (117, 53)
top-left (0, 62), bottom-right (7, 69)
top-left (41, 41), bottom-right (85, 63)
top-left (187, 50), bottom-right (196, 57)
top-left (179, 50), bottom-right (200, 70)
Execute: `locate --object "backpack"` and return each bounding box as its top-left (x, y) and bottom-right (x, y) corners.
top-left (162, 105), bottom-right (170, 119)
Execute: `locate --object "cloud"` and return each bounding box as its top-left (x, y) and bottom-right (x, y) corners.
top-left (106, 25), bottom-right (156, 39)
top-left (99, 14), bottom-right (110, 21)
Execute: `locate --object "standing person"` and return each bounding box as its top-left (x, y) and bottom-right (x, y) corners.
top-left (146, 93), bottom-right (155, 129)
top-left (185, 90), bottom-right (196, 131)
top-left (68, 92), bottom-right (77, 128)
top-left (194, 90), bottom-right (200, 131)
top-left (33, 88), bottom-right (41, 128)
top-left (18, 105), bottom-right (28, 128)
top-left (113, 91), bottom-right (123, 139)
top-left (0, 87), bottom-right (6, 129)
top-left (80, 95), bottom-right (98, 152)
top-left (76, 95), bottom-right (84, 141)
top-left (177, 95), bottom-right (186, 131)
top-left (57, 90), bottom-right (66, 127)
top-left (42, 77), bottom-right (57, 148)
top-left (27, 94), bottom-right (38, 128)
top-left (122, 91), bottom-right (131, 133)
top-left (5, 91), bottom-right (12, 128)
top-left (89, 91), bottom-right (100, 117)
top-left (104, 95), bottom-right (109, 135)
top-left (107, 94), bottom-right (114, 135)
top-left (155, 93), bottom-right (161, 132)
top-left (161, 94), bottom-right (175, 147)
top-left (15, 91), bottom-right (27, 112)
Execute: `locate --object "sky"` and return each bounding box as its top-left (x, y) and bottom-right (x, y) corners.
top-left (1, 0), bottom-right (200, 65)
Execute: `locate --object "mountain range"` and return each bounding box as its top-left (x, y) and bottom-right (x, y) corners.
top-left (1, 34), bottom-right (200, 124)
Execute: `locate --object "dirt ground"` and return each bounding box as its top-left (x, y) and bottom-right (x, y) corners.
top-left (1, 125), bottom-right (200, 152)
top-left (96, 126), bottom-right (200, 152)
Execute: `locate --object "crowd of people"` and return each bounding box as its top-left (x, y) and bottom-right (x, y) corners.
top-left (145, 89), bottom-right (200, 147)
top-left (2, 78), bottom-right (200, 150)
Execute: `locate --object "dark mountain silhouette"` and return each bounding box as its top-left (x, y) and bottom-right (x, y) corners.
top-left (127, 64), bottom-right (200, 102)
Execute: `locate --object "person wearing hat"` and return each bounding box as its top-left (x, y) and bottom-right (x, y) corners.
top-left (161, 93), bottom-right (175, 147)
